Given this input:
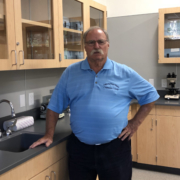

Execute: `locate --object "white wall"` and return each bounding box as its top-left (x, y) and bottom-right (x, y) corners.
top-left (93, 0), bottom-right (107, 7)
top-left (95, 0), bottom-right (180, 17)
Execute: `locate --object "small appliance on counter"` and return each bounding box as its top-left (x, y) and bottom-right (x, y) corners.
top-left (40, 96), bottom-right (65, 119)
top-left (164, 72), bottom-right (180, 100)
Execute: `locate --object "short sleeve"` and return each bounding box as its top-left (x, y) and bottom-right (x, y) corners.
top-left (47, 68), bottom-right (70, 113)
top-left (128, 69), bottom-right (160, 105)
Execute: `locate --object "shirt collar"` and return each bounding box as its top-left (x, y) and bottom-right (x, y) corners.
top-left (81, 57), bottom-right (112, 70)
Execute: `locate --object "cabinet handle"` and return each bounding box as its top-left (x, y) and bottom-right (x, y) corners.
top-left (19, 50), bottom-right (24, 65)
top-left (151, 118), bottom-right (153, 131)
top-left (45, 175), bottom-right (51, 180)
top-left (59, 53), bottom-right (61, 62)
top-left (51, 171), bottom-right (56, 180)
top-left (11, 50), bottom-right (17, 65)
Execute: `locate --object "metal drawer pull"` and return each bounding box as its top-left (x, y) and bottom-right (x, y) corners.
top-left (45, 175), bottom-right (51, 180)
top-left (11, 50), bottom-right (17, 65)
top-left (51, 171), bottom-right (56, 180)
top-left (19, 50), bottom-right (24, 65)
top-left (151, 118), bottom-right (153, 131)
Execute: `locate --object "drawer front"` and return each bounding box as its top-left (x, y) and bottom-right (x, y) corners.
top-left (156, 105), bottom-right (180, 116)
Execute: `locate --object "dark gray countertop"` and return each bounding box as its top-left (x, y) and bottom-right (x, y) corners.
top-left (131, 96), bottom-right (180, 106)
top-left (1, 96), bottom-right (180, 176)
top-left (0, 113), bottom-right (72, 176)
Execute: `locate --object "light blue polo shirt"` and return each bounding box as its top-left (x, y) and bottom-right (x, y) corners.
top-left (48, 58), bottom-right (159, 145)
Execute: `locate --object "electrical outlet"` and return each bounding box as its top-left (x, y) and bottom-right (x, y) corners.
top-left (29, 93), bottom-right (34, 106)
top-left (20, 94), bottom-right (25, 107)
top-left (149, 79), bottom-right (154, 86)
top-left (162, 79), bottom-right (167, 87)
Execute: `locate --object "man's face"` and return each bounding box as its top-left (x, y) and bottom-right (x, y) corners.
top-left (84, 29), bottom-right (109, 62)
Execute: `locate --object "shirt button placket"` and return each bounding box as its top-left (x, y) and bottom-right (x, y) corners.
top-left (95, 75), bottom-right (98, 84)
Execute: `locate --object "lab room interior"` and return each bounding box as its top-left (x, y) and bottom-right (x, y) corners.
top-left (1, 0), bottom-right (180, 179)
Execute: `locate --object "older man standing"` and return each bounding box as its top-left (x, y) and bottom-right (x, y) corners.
top-left (30, 26), bottom-right (159, 180)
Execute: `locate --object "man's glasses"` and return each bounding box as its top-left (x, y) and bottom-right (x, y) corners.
top-left (85, 40), bottom-right (108, 46)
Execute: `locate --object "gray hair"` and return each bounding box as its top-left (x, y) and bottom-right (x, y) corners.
top-left (83, 26), bottom-right (109, 44)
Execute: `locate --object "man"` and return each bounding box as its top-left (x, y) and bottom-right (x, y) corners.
top-left (30, 26), bottom-right (159, 180)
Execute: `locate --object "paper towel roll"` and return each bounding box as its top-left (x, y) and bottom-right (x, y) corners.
top-left (3, 116), bottom-right (34, 131)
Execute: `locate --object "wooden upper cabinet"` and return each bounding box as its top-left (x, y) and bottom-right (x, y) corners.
top-left (0, 0), bottom-right (107, 70)
top-left (0, 0), bottom-right (16, 71)
top-left (159, 7), bottom-right (180, 63)
top-left (59, 0), bottom-right (85, 67)
top-left (89, 0), bottom-right (107, 30)
top-left (59, 0), bottom-right (107, 68)
top-left (14, 0), bottom-right (61, 70)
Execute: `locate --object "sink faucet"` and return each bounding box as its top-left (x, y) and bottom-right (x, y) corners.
top-left (0, 99), bottom-right (16, 117)
top-left (0, 99), bottom-right (16, 136)
top-left (6, 118), bottom-right (18, 136)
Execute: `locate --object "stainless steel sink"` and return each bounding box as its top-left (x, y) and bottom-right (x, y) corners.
top-left (0, 133), bottom-right (44, 152)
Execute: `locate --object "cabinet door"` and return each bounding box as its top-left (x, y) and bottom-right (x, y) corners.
top-left (159, 7), bottom-right (180, 63)
top-left (13, 0), bottom-right (61, 70)
top-left (0, 0), bottom-right (16, 70)
top-left (59, 0), bottom-right (86, 67)
top-left (89, 0), bottom-right (107, 30)
top-left (130, 104), bottom-right (137, 162)
top-left (29, 168), bottom-right (49, 180)
top-left (157, 115), bottom-right (180, 168)
top-left (49, 156), bottom-right (69, 180)
top-left (137, 115), bottom-right (156, 165)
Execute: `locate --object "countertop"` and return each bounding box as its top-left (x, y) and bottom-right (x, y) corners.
top-left (1, 96), bottom-right (180, 176)
top-left (131, 96), bottom-right (180, 106)
top-left (0, 113), bottom-right (72, 176)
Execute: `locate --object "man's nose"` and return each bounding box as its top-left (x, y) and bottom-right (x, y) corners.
top-left (94, 41), bottom-right (100, 48)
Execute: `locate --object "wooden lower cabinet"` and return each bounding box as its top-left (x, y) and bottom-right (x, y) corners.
top-left (137, 115), bottom-right (156, 165)
top-left (29, 169), bottom-right (49, 180)
top-left (132, 104), bottom-right (180, 169)
top-left (30, 156), bottom-right (69, 180)
top-left (0, 141), bottom-right (68, 180)
top-left (157, 115), bottom-right (180, 168)
top-left (131, 104), bottom-right (138, 162)
top-left (49, 156), bottom-right (69, 180)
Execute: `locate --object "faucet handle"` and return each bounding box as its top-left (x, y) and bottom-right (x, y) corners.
top-left (0, 129), bottom-right (2, 138)
top-left (9, 102), bottom-right (16, 117)
top-left (6, 127), bottom-right (12, 136)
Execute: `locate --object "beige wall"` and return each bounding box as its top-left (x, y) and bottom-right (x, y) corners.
top-left (96, 0), bottom-right (180, 17)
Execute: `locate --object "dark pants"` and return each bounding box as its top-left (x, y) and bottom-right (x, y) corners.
top-left (67, 133), bottom-right (132, 180)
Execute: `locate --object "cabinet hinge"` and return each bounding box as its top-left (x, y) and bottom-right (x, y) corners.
top-left (59, 53), bottom-right (61, 62)
top-left (137, 154), bottom-right (138, 160)
top-left (156, 119), bottom-right (157, 126)
top-left (156, 156), bottom-right (158, 162)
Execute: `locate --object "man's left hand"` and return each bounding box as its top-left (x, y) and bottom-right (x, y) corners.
top-left (118, 119), bottom-right (138, 141)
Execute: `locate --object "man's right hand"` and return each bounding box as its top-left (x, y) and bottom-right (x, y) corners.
top-left (29, 135), bottom-right (53, 149)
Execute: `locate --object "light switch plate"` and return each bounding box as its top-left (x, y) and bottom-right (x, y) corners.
top-left (20, 94), bottom-right (25, 107)
top-left (161, 79), bottom-right (167, 87)
top-left (149, 79), bottom-right (154, 86)
top-left (29, 93), bottom-right (34, 106)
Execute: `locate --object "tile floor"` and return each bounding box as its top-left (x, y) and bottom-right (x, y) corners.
top-left (132, 168), bottom-right (180, 180)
